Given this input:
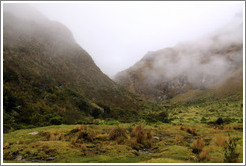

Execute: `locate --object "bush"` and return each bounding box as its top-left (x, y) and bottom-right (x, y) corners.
top-left (157, 111), bottom-right (169, 123)
top-left (224, 135), bottom-right (239, 163)
top-left (91, 109), bottom-right (102, 119)
top-left (215, 117), bottom-right (223, 125)
top-left (145, 110), bottom-right (169, 123)
top-left (49, 116), bottom-right (63, 125)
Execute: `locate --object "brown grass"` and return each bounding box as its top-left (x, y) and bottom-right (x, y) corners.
top-left (3, 142), bottom-right (9, 149)
top-left (132, 125), bottom-right (145, 144)
top-left (214, 134), bottom-right (226, 147)
top-left (191, 138), bottom-right (205, 154)
top-left (199, 149), bottom-right (210, 161)
top-left (187, 128), bottom-right (197, 136)
top-left (146, 129), bottom-right (153, 141)
top-left (76, 125), bottom-right (87, 131)
top-left (130, 125), bottom-right (153, 148)
top-left (175, 135), bottom-right (184, 144)
top-left (77, 130), bottom-right (95, 142)
top-left (109, 126), bottom-right (128, 142)
top-left (224, 126), bottom-right (235, 132)
top-left (79, 144), bottom-right (87, 151)
top-left (71, 138), bottom-right (77, 145)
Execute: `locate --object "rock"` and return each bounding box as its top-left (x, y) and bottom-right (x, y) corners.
top-left (15, 155), bottom-right (23, 161)
top-left (28, 131), bottom-right (39, 135)
top-left (153, 136), bottom-right (160, 141)
top-left (46, 157), bottom-right (55, 161)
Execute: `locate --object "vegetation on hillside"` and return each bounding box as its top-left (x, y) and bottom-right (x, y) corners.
top-left (2, 4), bottom-right (243, 163)
top-left (3, 11), bottom-right (151, 132)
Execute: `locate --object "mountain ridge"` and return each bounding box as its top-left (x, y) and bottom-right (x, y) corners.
top-left (114, 15), bottom-right (243, 102)
top-left (3, 4), bottom-right (147, 132)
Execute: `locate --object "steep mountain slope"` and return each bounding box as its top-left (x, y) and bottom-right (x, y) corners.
top-left (114, 14), bottom-right (243, 102)
top-left (3, 4), bottom-right (143, 132)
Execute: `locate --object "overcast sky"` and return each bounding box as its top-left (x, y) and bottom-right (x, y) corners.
top-left (29, 1), bottom-right (243, 77)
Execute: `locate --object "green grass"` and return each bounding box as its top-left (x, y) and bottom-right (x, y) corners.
top-left (3, 87), bottom-right (243, 163)
top-left (3, 120), bottom-right (243, 163)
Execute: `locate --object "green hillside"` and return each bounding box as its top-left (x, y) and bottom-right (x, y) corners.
top-left (3, 10), bottom-right (146, 132)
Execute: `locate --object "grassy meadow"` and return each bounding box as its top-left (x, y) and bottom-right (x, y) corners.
top-left (3, 90), bottom-right (243, 163)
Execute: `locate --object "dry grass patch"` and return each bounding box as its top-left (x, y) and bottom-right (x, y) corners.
top-left (186, 128), bottom-right (197, 136)
top-left (199, 148), bottom-right (210, 161)
top-left (130, 125), bottom-right (153, 150)
top-left (213, 134), bottom-right (227, 147)
top-left (191, 138), bottom-right (205, 154)
top-left (109, 126), bottom-right (128, 144)
top-left (175, 135), bottom-right (184, 144)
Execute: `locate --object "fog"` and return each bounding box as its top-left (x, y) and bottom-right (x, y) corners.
top-left (4, 2), bottom-right (243, 77)
top-left (135, 13), bottom-right (243, 89)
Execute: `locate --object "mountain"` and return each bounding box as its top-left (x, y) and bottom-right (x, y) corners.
top-left (3, 4), bottom-right (144, 132)
top-left (114, 14), bottom-right (243, 102)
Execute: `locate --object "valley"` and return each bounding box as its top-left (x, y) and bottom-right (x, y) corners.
top-left (2, 3), bottom-right (244, 164)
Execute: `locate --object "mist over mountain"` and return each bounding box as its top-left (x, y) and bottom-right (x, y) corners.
top-left (114, 14), bottom-right (243, 101)
top-left (2, 3), bottom-right (244, 163)
top-left (3, 4), bottom-right (144, 131)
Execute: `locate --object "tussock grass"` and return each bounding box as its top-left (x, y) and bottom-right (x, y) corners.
top-left (130, 125), bottom-right (153, 150)
top-left (175, 135), bottom-right (184, 144)
top-left (213, 134), bottom-right (227, 147)
top-left (109, 126), bottom-right (128, 144)
top-left (199, 149), bottom-right (210, 161)
top-left (186, 128), bottom-right (197, 136)
top-left (191, 138), bottom-right (205, 154)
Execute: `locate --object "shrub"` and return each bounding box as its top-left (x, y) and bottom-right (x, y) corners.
top-left (224, 135), bottom-right (239, 163)
top-left (91, 108), bottom-right (103, 119)
top-left (145, 110), bottom-right (169, 123)
top-left (215, 117), bottom-right (223, 125)
top-left (191, 138), bottom-right (205, 154)
top-left (157, 111), bottom-right (169, 123)
top-left (49, 116), bottom-right (63, 125)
